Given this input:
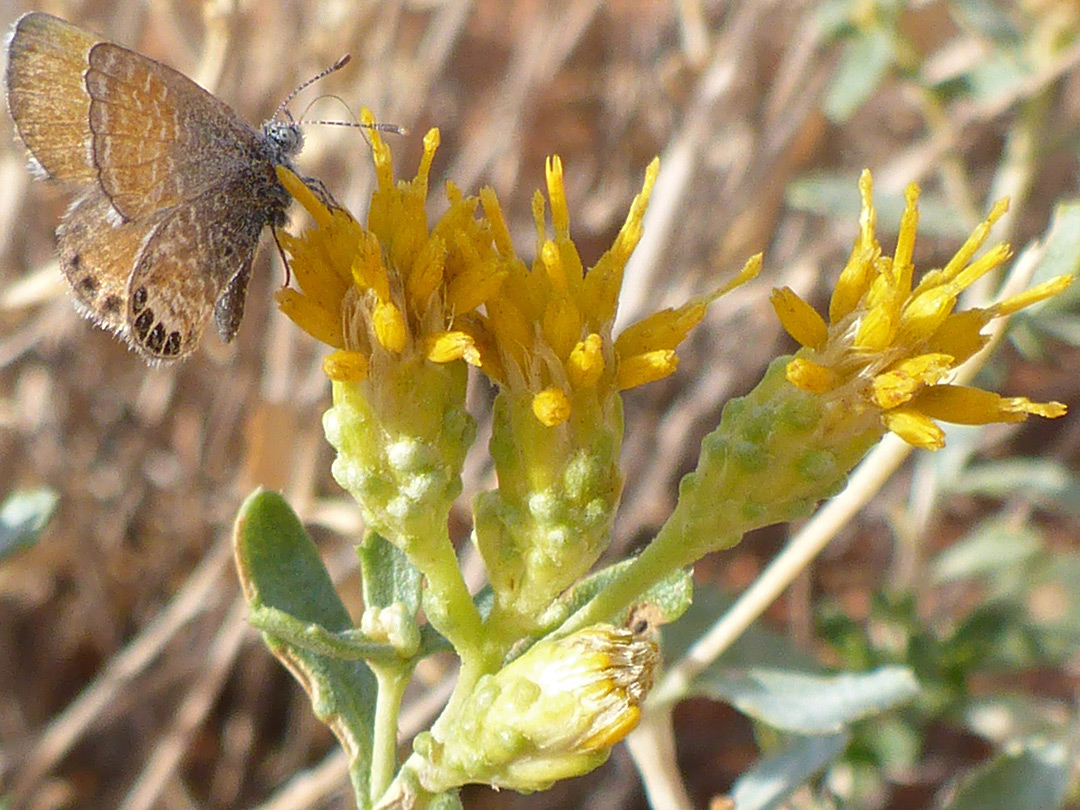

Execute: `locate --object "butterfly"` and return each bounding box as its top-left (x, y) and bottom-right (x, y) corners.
top-left (5, 12), bottom-right (344, 362)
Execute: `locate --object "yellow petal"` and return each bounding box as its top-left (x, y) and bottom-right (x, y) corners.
top-left (911, 385), bottom-right (1067, 425)
top-left (870, 353), bottom-right (954, 410)
top-left (882, 408), bottom-right (946, 450)
top-left (425, 331), bottom-right (480, 365)
top-left (770, 287), bottom-right (828, 349)
top-left (542, 295), bottom-right (583, 361)
top-left (615, 302), bottom-right (707, 359)
top-left (276, 166), bottom-right (335, 229)
top-left (445, 258), bottom-right (507, 315)
top-left (993, 274), bottom-right (1073, 317)
top-left (616, 350), bottom-right (677, 390)
top-left (373, 300), bottom-right (408, 353)
top-left (923, 309), bottom-right (991, 363)
top-left (785, 357), bottom-right (838, 394)
top-left (322, 350), bottom-right (369, 382)
top-left (580, 158), bottom-right (659, 325)
top-left (405, 235), bottom-right (447, 311)
top-left (352, 231), bottom-right (391, 301)
top-left (891, 182), bottom-right (920, 282)
top-left (934, 197), bottom-right (1009, 286)
top-left (275, 288), bottom-right (345, 349)
top-left (853, 302), bottom-right (897, 352)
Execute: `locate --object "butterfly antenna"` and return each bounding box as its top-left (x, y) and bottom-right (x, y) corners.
top-left (272, 54), bottom-right (352, 123)
top-left (297, 95), bottom-right (407, 136)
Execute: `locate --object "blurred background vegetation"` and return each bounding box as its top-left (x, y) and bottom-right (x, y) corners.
top-left (1, 1), bottom-right (1079, 808)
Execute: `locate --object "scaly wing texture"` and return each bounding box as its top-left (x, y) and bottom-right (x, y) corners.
top-left (56, 190), bottom-right (164, 334)
top-left (85, 41), bottom-right (264, 222)
top-left (124, 180), bottom-right (264, 361)
top-left (5, 12), bottom-right (99, 184)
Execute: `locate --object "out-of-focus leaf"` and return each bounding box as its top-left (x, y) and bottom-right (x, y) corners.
top-left (731, 732), bottom-right (849, 810)
top-left (952, 459), bottom-right (1080, 517)
top-left (0, 488), bottom-right (58, 559)
top-left (661, 585), bottom-right (821, 673)
top-left (1034, 314), bottom-right (1080, 347)
top-left (823, 26), bottom-right (894, 122)
top-left (1019, 201), bottom-right (1080, 292)
top-left (961, 695), bottom-right (1073, 745)
top-left (786, 174), bottom-right (967, 239)
top-left (942, 740), bottom-right (1069, 810)
top-left (1024, 553), bottom-right (1080, 649)
top-left (930, 519), bottom-right (1043, 584)
top-left (963, 51), bottom-right (1031, 104)
top-left (692, 666), bottom-right (918, 734)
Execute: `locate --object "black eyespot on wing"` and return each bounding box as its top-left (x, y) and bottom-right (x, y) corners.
top-left (146, 322), bottom-right (166, 353)
top-left (102, 295), bottom-right (124, 316)
top-left (133, 308), bottom-right (154, 339)
top-left (132, 285), bottom-right (148, 313)
top-left (163, 331), bottom-right (183, 357)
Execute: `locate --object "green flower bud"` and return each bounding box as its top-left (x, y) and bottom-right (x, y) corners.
top-left (414, 625), bottom-right (658, 793)
top-left (475, 388), bottom-right (623, 635)
top-left (325, 358), bottom-right (474, 548)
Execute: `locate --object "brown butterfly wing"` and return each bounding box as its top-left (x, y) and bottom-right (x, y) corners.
top-left (56, 190), bottom-right (166, 334)
top-left (5, 13), bottom-right (99, 184)
top-left (84, 41), bottom-right (269, 222)
top-left (123, 179), bottom-right (266, 361)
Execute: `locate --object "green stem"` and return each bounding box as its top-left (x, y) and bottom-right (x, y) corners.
top-left (428, 656), bottom-right (487, 739)
top-left (247, 605), bottom-right (400, 661)
top-left (554, 522), bottom-right (729, 640)
top-left (407, 532), bottom-right (484, 665)
top-left (369, 663), bottom-right (412, 804)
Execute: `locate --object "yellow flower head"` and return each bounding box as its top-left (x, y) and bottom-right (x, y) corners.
top-left (274, 109), bottom-right (505, 382)
top-left (772, 170), bottom-right (1069, 450)
top-left (468, 156), bottom-right (761, 426)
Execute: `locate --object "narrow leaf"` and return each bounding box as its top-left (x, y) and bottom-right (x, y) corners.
top-left (731, 732), bottom-right (849, 810)
top-left (233, 489), bottom-right (377, 807)
top-left (693, 666), bottom-right (918, 734)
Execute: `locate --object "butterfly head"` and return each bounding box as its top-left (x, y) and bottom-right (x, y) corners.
top-left (263, 120), bottom-right (304, 163)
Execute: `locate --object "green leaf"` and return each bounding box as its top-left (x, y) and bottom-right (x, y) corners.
top-left (731, 732), bottom-right (849, 810)
top-left (693, 666), bottom-right (919, 734)
top-left (930, 519), bottom-right (1043, 584)
top-left (358, 531), bottom-right (422, 615)
top-left (952, 459), bottom-right (1080, 517)
top-left (561, 559), bottom-right (694, 626)
top-left (233, 489), bottom-right (377, 807)
top-left (428, 790), bottom-right (464, 810)
top-left (0, 488), bottom-right (58, 558)
top-left (823, 26), bottom-right (894, 122)
top-left (943, 740), bottom-right (1070, 810)
top-left (662, 585), bottom-right (822, 672)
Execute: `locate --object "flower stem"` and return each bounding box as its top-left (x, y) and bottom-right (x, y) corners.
top-left (553, 520), bottom-right (718, 640)
top-left (369, 663), bottom-right (412, 805)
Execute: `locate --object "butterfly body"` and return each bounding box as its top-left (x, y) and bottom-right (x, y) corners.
top-left (5, 12), bottom-right (300, 361)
